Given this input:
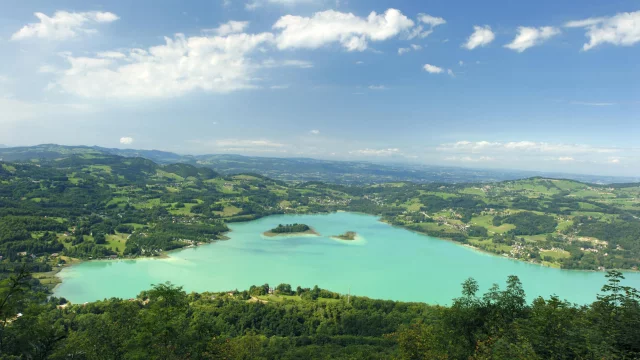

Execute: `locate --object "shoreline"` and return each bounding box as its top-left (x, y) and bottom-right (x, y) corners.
top-left (50, 231), bottom-right (234, 293)
top-left (48, 211), bottom-right (633, 292)
top-left (263, 228), bottom-right (320, 237)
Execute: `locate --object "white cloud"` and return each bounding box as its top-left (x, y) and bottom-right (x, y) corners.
top-left (273, 9), bottom-right (414, 51)
top-left (11, 11), bottom-right (119, 41)
top-left (39, 65), bottom-right (58, 73)
top-left (423, 64), bottom-right (444, 74)
top-left (350, 148), bottom-right (401, 156)
top-left (447, 69), bottom-right (455, 77)
top-left (355, 61), bottom-right (364, 64)
top-left (398, 44), bottom-right (421, 55)
top-left (310, 129), bottom-right (320, 134)
top-left (245, 1), bottom-right (262, 10)
top-left (565, 11), bottom-right (640, 50)
top-left (408, 13), bottom-right (446, 39)
top-left (505, 26), bottom-right (560, 52)
top-left (270, 84), bottom-right (290, 89)
top-left (444, 156), bottom-right (495, 162)
top-left (458, 60), bottom-right (464, 66)
top-left (52, 32), bottom-right (276, 99)
top-left (418, 14), bottom-right (446, 27)
top-left (96, 51), bottom-right (127, 59)
top-left (281, 59), bottom-right (314, 68)
top-left (120, 137), bottom-right (134, 145)
top-left (437, 140), bottom-right (621, 155)
top-left (463, 25), bottom-right (495, 50)
top-left (557, 156), bottom-right (575, 162)
top-left (205, 20), bottom-right (249, 36)
top-left (368, 85), bottom-right (387, 90)
top-left (609, 158), bottom-right (621, 164)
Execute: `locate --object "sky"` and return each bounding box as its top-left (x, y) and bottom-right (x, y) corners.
top-left (0, 0), bottom-right (639, 176)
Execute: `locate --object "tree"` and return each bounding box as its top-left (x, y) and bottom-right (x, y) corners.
top-left (94, 233), bottom-right (106, 244)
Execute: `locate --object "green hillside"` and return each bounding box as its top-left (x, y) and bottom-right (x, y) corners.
top-left (1, 154), bottom-right (640, 282)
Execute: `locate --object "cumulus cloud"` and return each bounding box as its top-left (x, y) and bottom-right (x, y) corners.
top-left (51, 32), bottom-right (276, 99)
top-left (463, 25), bottom-right (495, 50)
top-left (505, 26), bottom-right (560, 52)
top-left (205, 20), bottom-right (249, 36)
top-left (310, 129), bottom-right (320, 134)
top-left (565, 11), bottom-right (640, 50)
top-left (119, 137), bottom-right (134, 145)
top-left (272, 9), bottom-right (414, 51)
top-left (11, 11), bottom-right (118, 41)
top-left (437, 140), bottom-right (620, 155)
top-left (350, 148), bottom-right (401, 156)
top-left (423, 64), bottom-right (444, 74)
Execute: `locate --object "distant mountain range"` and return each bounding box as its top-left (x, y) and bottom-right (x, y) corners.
top-left (0, 144), bottom-right (637, 185)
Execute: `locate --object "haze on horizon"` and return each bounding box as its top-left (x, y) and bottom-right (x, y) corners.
top-left (1, 0), bottom-right (638, 176)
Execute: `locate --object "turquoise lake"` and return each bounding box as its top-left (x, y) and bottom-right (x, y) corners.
top-left (54, 212), bottom-right (640, 305)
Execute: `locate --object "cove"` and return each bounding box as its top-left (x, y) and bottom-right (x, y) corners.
top-left (54, 212), bottom-right (640, 305)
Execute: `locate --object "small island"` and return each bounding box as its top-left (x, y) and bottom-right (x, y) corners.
top-left (331, 231), bottom-right (357, 241)
top-left (263, 223), bottom-right (320, 237)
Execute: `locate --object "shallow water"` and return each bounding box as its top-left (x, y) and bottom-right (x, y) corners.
top-left (54, 212), bottom-right (640, 305)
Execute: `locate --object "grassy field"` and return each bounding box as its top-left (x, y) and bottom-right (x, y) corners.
top-left (106, 233), bottom-right (129, 254)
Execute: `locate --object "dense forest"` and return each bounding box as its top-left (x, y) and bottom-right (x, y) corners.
top-left (1, 268), bottom-right (638, 359)
top-left (268, 224), bottom-right (312, 234)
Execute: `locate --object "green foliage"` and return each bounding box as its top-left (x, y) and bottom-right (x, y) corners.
top-left (269, 223), bottom-right (311, 234)
top-left (1, 272), bottom-right (639, 359)
top-left (494, 211), bottom-right (558, 235)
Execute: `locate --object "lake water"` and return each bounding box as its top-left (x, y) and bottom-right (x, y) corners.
top-left (54, 212), bottom-right (640, 305)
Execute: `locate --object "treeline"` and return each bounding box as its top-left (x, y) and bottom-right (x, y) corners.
top-left (494, 211), bottom-right (558, 235)
top-left (269, 224), bottom-right (311, 234)
top-left (125, 222), bottom-right (229, 255)
top-left (1, 270), bottom-right (638, 359)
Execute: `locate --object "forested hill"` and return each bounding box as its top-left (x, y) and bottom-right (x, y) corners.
top-left (1, 267), bottom-right (639, 359)
top-left (0, 150), bottom-right (640, 358)
top-left (1, 152), bottom-right (640, 279)
top-left (1, 144), bottom-right (637, 184)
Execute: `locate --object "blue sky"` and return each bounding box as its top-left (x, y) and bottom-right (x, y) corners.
top-left (0, 0), bottom-right (638, 176)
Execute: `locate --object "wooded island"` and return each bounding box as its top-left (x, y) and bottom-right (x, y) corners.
top-left (263, 223), bottom-right (319, 237)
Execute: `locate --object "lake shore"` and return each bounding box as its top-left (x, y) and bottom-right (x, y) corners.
top-left (263, 228), bottom-right (320, 237)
